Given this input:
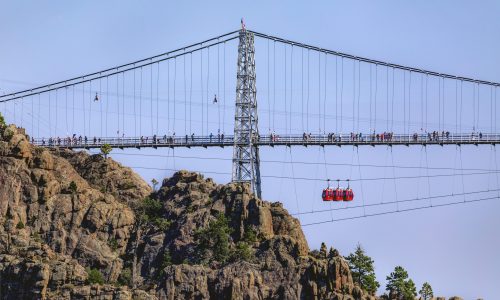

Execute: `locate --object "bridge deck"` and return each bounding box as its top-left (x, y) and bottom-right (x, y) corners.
top-left (31, 133), bottom-right (500, 149)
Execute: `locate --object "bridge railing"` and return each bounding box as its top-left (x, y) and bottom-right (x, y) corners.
top-left (29, 132), bottom-right (500, 149)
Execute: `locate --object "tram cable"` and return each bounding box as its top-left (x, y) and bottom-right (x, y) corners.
top-left (301, 194), bottom-right (500, 226)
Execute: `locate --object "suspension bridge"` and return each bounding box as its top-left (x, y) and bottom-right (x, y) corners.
top-left (1, 24), bottom-right (500, 223)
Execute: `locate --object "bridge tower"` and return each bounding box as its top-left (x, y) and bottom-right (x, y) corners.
top-left (231, 28), bottom-right (262, 199)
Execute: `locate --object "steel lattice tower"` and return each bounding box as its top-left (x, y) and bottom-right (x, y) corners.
top-left (231, 29), bottom-right (262, 199)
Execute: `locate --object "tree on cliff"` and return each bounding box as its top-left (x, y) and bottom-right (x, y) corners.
top-left (345, 243), bottom-right (380, 294)
top-left (195, 213), bottom-right (233, 264)
top-left (385, 266), bottom-right (417, 300)
top-left (419, 282), bottom-right (433, 300)
top-left (100, 143), bottom-right (112, 159)
top-left (0, 112), bottom-right (6, 128)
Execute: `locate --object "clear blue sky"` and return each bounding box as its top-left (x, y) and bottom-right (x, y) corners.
top-left (1, 1), bottom-right (500, 298)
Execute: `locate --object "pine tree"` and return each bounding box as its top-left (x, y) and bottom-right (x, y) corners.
top-left (419, 282), bottom-right (433, 300)
top-left (345, 243), bottom-right (380, 294)
top-left (0, 112), bottom-right (6, 129)
top-left (385, 266), bottom-right (417, 300)
top-left (319, 242), bottom-right (327, 258)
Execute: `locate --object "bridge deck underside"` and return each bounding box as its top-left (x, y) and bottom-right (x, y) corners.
top-left (32, 133), bottom-right (500, 150)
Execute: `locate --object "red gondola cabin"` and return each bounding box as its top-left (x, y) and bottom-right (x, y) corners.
top-left (343, 188), bottom-right (354, 201)
top-left (322, 188), bottom-right (334, 201)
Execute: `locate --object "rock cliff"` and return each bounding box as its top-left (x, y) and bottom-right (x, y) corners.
top-left (0, 124), bottom-right (377, 299)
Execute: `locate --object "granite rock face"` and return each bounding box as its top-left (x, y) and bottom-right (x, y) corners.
top-left (0, 124), bottom-right (379, 299)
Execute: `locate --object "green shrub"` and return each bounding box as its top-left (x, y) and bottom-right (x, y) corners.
top-left (86, 268), bottom-right (105, 285)
top-left (194, 213), bottom-right (232, 264)
top-left (138, 197), bottom-right (170, 230)
top-left (232, 241), bottom-right (253, 262)
top-left (69, 181), bottom-right (78, 194)
top-left (32, 232), bottom-right (42, 243)
top-left (117, 267), bottom-right (132, 286)
top-left (108, 238), bottom-right (119, 251)
top-left (156, 249), bottom-right (172, 278)
top-left (243, 226), bottom-right (258, 243)
top-left (100, 143), bottom-right (112, 159)
top-left (16, 221), bottom-right (25, 229)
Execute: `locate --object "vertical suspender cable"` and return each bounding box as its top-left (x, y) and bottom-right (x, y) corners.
top-left (100, 78), bottom-right (102, 137)
top-left (217, 42), bottom-right (220, 132)
top-left (473, 83), bottom-right (476, 131)
top-left (307, 49), bottom-right (310, 133)
top-left (200, 48), bottom-right (204, 136)
top-left (317, 50), bottom-right (320, 134)
top-left (223, 43), bottom-right (226, 134)
top-left (491, 86), bottom-right (493, 134)
top-left (273, 41), bottom-right (276, 131)
top-left (477, 83), bottom-right (480, 132)
top-left (268, 39), bottom-right (271, 132)
top-left (205, 48), bottom-right (208, 135)
top-left (392, 68), bottom-right (395, 132)
top-left (32, 94), bottom-right (34, 136)
top-left (374, 64), bottom-right (377, 132)
top-left (81, 84), bottom-right (85, 138)
top-left (55, 88), bottom-right (58, 136)
top-left (352, 59), bottom-right (355, 133)
top-left (340, 57), bottom-right (344, 134)
top-left (174, 57), bottom-right (177, 134)
top-left (455, 80), bottom-right (458, 134)
top-left (284, 45), bottom-right (287, 135)
top-left (442, 77), bottom-right (445, 133)
top-left (72, 86), bottom-right (75, 135)
top-left (425, 75), bottom-right (428, 132)
top-left (65, 85), bottom-right (68, 135)
top-left (184, 55), bottom-right (188, 134)
top-left (387, 67), bottom-right (390, 131)
top-left (358, 61), bottom-right (361, 133)
top-left (89, 81), bottom-right (92, 136)
top-left (291, 46), bottom-right (293, 134)
top-left (190, 53), bottom-right (193, 134)
top-left (408, 72), bottom-right (411, 135)
top-left (460, 80), bottom-right (463, 134)
top-left (324, 54), bottom-right (327, 134)
top-left (133, 69), bottom-right (137, 137)
top-left (123, 72), bottom-right (125, 135)
top-left (106, 77), bottom-right (109, 137)
top-left (168, 59), bottom-right (171, 135)
top-left (421, 74), bottom-right (424, 132)
top-left (369, 65), bottom-right (372, 133)
top-left (150, 63), bottom-right (153, 135)
top-left (335, 55), bottom-right (338, 133)
top-left (117, 73), bottom-right (120, 136)
top-left (438, 76), bottom-right (441, 132)
top-left (133, 68), bottom-right (136, 137)
top-left (20, 97), bottom-right (24, 129)
top-left (140, 67), bottom-right (143, 136)
top-left (38, 93), bottom-right (41, 137)
top-left (157, 63), bottom-right (160, 135)
top-left (301, 48), bottom-right (304, 133)
top-left (403, 71), bottom-right (406, 136)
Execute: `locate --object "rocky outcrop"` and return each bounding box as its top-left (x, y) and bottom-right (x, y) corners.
top-left (0, 124), bottom-right (408, 299)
